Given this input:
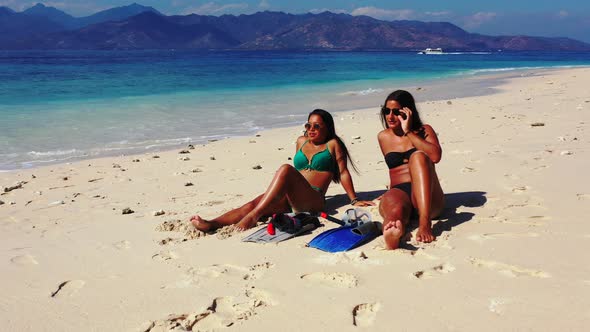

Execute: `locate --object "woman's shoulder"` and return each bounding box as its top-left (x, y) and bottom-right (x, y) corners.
top-left (377, 129), bottom-right (391, 141)
top-left (296, 135), bottom-right (307, 142)
top-left (326, 137), bottom-right (339, 149)
top-left (326, 138), bottom-right (345, 156)
top-left (378, 128), bottom-right (390, 136)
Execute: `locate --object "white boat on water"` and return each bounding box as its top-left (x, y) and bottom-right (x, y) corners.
top-left (418, 48), bottom-right (443, 54)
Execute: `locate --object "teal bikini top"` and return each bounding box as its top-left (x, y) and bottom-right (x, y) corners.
top-left (293, 140), bottom-right (334, 172)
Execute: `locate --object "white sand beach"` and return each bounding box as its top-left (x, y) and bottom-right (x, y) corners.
top-left (1, 67), bottom-right (590, 331)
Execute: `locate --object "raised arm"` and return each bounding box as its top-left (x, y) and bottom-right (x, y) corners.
top-left (405, 124), bottom-right (442, 163)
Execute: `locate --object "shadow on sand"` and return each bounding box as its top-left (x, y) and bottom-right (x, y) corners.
top-left (433, 191), bottom-right (487, 234)
top-left (324, 189), bottom-right (387, 219)
top-left (403, 191), bottom-right (487, 249)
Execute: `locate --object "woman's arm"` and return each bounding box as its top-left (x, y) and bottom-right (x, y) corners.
top-left (332, 139), bottom-right (375, 207)
top-left (406, 124), bottom-right (442, 163)
top-left (398, 107), bottom-right (442, 163)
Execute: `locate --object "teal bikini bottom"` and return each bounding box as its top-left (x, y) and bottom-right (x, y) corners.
top-left (290, 185), bottom-right (325, 213)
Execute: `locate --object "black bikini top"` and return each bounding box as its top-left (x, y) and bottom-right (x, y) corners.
top-left (384, 148), bottom-right (417, 169)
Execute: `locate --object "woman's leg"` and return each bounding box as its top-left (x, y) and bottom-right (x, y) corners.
top-left (379, 189), bottom-right (413, 250)
top-left (235, 164), bottom-right (325, 230)
top-left (408, 151), bottom-right (445, 243)
top-left (191, 193), bottom-right (290, 231)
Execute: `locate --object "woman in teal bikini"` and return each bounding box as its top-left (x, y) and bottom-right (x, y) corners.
top-left (377, 90), bottom-right (444, 249)
top-left (191, 109), bottom-right (374, 232)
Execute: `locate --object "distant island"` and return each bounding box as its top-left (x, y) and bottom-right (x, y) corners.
top-left (1, 3), bottom-right (589, 51)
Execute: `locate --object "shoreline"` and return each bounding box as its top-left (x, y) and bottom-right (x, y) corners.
top-left (4, 65), bottom-right (586, 172)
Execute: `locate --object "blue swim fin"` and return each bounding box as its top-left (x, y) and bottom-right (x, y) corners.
top-left (307, 222), bottom-right (381, 252)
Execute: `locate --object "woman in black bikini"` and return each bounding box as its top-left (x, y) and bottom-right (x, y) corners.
top-left (377, 90), bottom-right (444, 249)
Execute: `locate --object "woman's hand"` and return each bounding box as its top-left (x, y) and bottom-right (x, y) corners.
top-left (352, 200), bottom-right (376, 207)
top-left (399, 107), bottom-right (412, 134)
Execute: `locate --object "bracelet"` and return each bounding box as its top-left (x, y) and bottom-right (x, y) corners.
top-left (350, 198), bottom-right (359, 205)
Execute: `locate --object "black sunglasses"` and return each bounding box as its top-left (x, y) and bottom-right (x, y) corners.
top-left (381, 107), bottom-right (407, 119)
top-left (304, 123), bottom-right (322, 130)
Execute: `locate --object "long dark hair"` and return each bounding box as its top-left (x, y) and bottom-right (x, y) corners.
top-left (380, 90), bottom-right (424, 130)
top-left (306, 109), bottom-right (358, 183)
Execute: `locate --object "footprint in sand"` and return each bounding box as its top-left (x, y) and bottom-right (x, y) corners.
top-left (460, 166), bottom-right (477, 173)
top-left (245, 288), bottom-right (277, 306)
top-left (199, 262), bottom-right (274, 281)
top-left (496, 217), bottom-right (548, 227)
top-left (494, 203), bottom-right (550, 226)
top-left (144, 295), bottom-right (270, 332)
top-left (152, 250), bottom-right (179, 262)
top-left (413, 263), bottom-right (455, 279)
top-left (511, 185), bottom-right (530, 193)
top-left (300, 272), bottom-right (359, 288)
top-left (409, 249), bottom-right (439, 260)
top-left (313, 251), bottom-right (382, 266)
top-left (158, 237), bottom-right (186, 246)
top-left (113, 240), bottom-right (131, 249)
top-left (469, 258), bottom-right (550, 278)
top-left (51, 280), bottom-right (86, 298)
top-left (10, 254), bottom-right (39, 266)
top-left (468, 232), bottom-right (539, 242)
top-left (352, 302), bottom-right (381, 327)
top-left (165, 262), bottom-right (275, 289)
top-left (246, 262), bottom-right (275, 280)
top-left (503, 173), bottom-right (521, 180)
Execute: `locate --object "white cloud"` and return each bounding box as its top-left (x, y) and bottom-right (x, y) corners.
top-left (351, 6), bottom-right (415, 21)
top-left (0, 0), bottom-right (24, 11)
top-left (425, 11), bottom-right (452, 17)
top-left (309, 8), bottom-right (348, 14)
top-left (183, 2), bottom-right (248, 15)
top-left (463, 11), bottom-right (497, 28)
top-left (258, 0), bottom-right (270, 9)
top-left (557, 10), bottom-right (569, 19)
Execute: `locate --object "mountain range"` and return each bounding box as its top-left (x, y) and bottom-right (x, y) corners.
top-left (1, 3), bottom-right (589, 51)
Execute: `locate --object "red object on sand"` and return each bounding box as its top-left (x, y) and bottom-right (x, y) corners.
top-left (320, 212), bottom-right (327, 218)
top-left (267, 221), bottom-right (276, 235)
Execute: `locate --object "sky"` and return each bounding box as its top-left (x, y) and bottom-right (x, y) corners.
top-left (1, 0), bottom-right (589, 42)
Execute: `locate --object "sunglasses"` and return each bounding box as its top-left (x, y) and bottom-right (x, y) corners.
top-left (381, 107), bottom-right (407, 119)
top-left (304, 123), bottom-right (322, 130)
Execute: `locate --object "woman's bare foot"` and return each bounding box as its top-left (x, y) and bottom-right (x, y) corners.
top-left (190, 215), bottom-right (214, 232)
top-left (383, 220), bottom-right (404, 250)
top-left (235, 212), bottom-right (259, 231)
top-left (416, 220), bottom-right (435, 243)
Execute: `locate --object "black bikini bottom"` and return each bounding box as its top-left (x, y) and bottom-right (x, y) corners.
top-left (392, 182), bottom-right (412, 198)
top-left (392, 182), bottom-right (418, 217)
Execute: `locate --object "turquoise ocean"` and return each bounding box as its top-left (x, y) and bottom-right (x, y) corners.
top-left (1, 50), bottom-right (590, 170)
